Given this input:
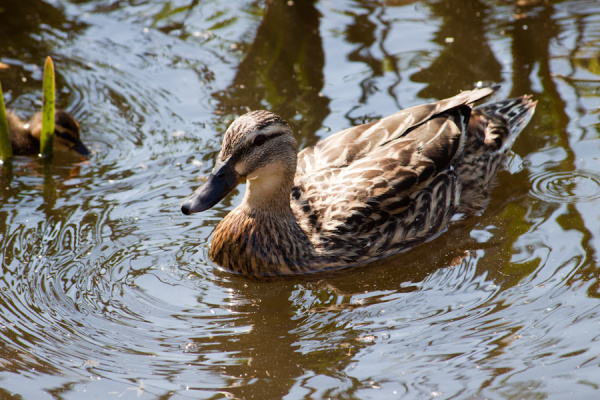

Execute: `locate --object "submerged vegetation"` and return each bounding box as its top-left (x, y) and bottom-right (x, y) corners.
top-left (0, 81), bottom-right (11, 162)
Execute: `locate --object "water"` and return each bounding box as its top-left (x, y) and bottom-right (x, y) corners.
top-left (1, 0), bottom-right (600, 398)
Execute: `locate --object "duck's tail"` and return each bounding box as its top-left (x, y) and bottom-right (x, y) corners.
top-left (473, 95), bottom-right (538, 152)
top-left (456, 95), bottom-right (537, 213)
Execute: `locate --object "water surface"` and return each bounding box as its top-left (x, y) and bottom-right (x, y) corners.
top-left (2, 0), bottom-right (600, 399)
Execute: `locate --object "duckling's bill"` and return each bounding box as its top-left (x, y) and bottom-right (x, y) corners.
top-left (71, 137), bottom-right (91, 157)
top-left (181, 158), bottom-right (242, 215)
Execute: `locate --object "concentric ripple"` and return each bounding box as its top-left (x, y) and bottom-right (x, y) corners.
top-left (529, 170), bottom-right (600, 204)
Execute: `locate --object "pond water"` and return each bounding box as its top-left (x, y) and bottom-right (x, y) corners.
top-left (1, 0), bottom-right (600, 398)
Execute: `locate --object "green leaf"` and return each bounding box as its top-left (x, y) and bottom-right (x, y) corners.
top-left (40, 56), bottom-right (55, 159)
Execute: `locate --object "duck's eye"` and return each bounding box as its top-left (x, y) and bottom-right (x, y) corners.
top-left (253, 134), bottom-right (267, 146)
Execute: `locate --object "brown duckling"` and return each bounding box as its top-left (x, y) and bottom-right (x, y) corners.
top-left (6, 110), bottom-right (90, 157)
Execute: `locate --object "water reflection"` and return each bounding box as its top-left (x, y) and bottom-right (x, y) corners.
top-left (411, 0), bottom-right (502, 99)
top-left (2, 0), bottom-right (600, 398)
top-left (342, 0), bottom-right (403, 120)
top-left (213, 0), bottom-right (329, 147)
top-left (0, 0), bottom-right (86, 106)
top-left (198, 244), bottom-right (512, 398)
top-left (190, 211), bottom-right (538, 398)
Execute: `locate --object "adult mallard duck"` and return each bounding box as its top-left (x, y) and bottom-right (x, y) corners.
top-left (6, 110), bottom-right (90, 157)
top-left (182, 87), bottom-right (536, 277)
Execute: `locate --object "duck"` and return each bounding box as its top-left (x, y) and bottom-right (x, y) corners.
top-left (6, 110), bottom-right (90, 157)
top-left (181, 87), bottom-right (536, 277)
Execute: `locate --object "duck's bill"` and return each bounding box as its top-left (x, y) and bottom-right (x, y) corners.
top-left (73, 139), bottom-right (91, 157)
top-left (181, 159), bottom-right (242, 215)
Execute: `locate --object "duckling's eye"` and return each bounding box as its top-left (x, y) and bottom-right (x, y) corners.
top-left (253, 134), bottom-right (267, 146)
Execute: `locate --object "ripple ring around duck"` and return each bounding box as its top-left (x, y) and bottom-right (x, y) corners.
top-left (529, 170), bottom-right (600, 204)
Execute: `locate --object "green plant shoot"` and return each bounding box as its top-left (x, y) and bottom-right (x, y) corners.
top-left (40, 56), bottom-right (55, 158)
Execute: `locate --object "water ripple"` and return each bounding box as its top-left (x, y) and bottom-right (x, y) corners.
top-left (529, 170), bottom-right (600, 204)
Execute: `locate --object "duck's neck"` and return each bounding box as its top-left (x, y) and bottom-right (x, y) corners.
top-left (210, 167), bottom-right (323, 276)
top-left (241, 166), bottom-right (296, 216)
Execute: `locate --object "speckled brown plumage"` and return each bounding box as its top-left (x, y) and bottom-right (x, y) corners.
top-left (181, 87), bottom-right (536, 277)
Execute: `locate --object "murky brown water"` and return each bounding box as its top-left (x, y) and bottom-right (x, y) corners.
top-left (1, 0), bottom-right (600, 398)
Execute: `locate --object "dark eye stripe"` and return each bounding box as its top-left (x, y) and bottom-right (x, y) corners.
top-left (255, 130), bottom-right (285, 145)
top-left (55, 130), bottom-right (77, 144)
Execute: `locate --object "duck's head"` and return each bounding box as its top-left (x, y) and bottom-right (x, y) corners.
top-left (181, 110), bottom-right (297, 215)
top-left (29, 110), bottom-right (91, 157)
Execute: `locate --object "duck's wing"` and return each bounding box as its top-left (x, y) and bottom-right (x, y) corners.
top-left (293, 105), bottom-right (469, 225)
top-left (296, 87), bottom-right (495, 178)
top-left (292, 89), bottom-right (497, 258)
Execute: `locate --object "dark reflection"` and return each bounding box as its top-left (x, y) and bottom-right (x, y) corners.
top-left (0, 157), bottom-right (86, 213)
top-left (212, 0), bottom-right (329, 148)
top-left (0, 387), bottom-right (22, 400)
top-left (213, 283), bottom-right (305, 399)
top-left (0, 162), bottom-right (13, 199)
top-left (41, 164), bottom-right (58, 213)
top-left (507, 1), bottom-right (570, 157)
top-left (559, 202), bottom-right (598, 298)
top-left (412, 0), bottom-right (502, 99)
top-left (188, 276), bottom-right (377, 399)
top-left (0, 0), bottom-right (86, 103)
top-left (153, 0), bottom-right (200, 37)
top-left (343, 0), bottom-right (403, 122)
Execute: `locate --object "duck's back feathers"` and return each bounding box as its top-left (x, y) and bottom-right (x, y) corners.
top-left (291, 89), bottom-right (536, 264)
top-left (6, 111), bottom-right (39, 155)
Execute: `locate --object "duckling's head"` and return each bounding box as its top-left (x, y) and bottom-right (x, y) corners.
top-left (29, 110), bottom-right (91, 157)
top-left (182, 110), bottom-right (297, 215)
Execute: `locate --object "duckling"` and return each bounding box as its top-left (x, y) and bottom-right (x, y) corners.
top-left (181, 87), bottom-right (536, 277)
top-left (6, 110), bottom-right (90, 157)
